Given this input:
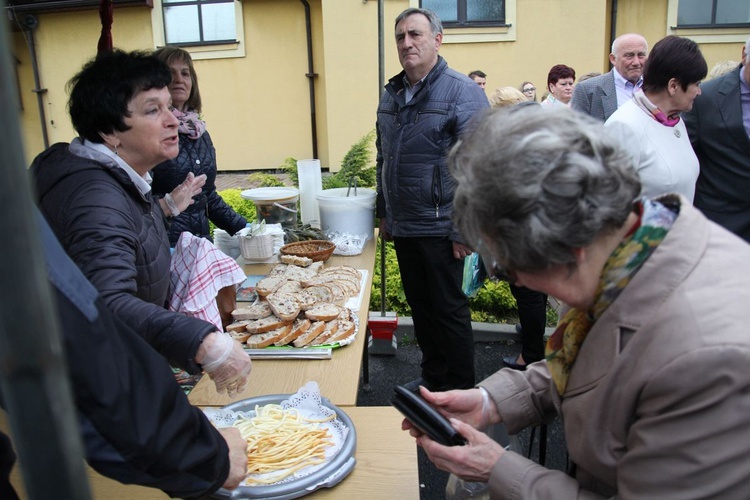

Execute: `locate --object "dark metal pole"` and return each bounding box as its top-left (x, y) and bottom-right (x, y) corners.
top-left (378, 0), bottom-right (386, 316)
top-left (609, 0), bottom-right (618, 71)
top-left (0, 12), bottom-right (92, 500)
top-left (18, 14), bottom-right (49, 149)
top-left (300, 0), bottom-right (318, 159)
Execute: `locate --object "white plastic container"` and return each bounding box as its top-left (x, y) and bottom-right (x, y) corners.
top-left (317, 188), bottom-right (377, 241)
top-left (241, 187), bottom-right (300, 228)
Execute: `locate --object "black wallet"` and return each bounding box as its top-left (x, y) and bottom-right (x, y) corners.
top-left (391, 385), bottom-right (467, 447)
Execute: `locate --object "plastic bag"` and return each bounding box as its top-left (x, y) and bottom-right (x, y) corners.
top-left (461, 252), bottom-right (487, 298)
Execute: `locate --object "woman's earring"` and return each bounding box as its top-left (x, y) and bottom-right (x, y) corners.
top-left (114, 144), bottom-right (119, 156)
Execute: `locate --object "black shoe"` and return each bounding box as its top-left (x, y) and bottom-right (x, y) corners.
top-left (515, 323), bottom-right (523, 334)
top-left (503, 355), bottom-right (527, 371)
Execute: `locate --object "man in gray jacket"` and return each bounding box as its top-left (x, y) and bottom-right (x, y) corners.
top-left (571, 33), bottom-right (648, 121)
top-left (684, 36), bottom-right (750, 242)
top-left (376, 8), bottom-right (489, 391)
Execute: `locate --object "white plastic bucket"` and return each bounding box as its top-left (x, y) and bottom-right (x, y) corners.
top-left (317, 188), bottom-right (377, 240)
top-left (241, 187), bottom-right (300, 228)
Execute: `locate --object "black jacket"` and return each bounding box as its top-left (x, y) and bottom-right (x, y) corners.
top-left (152, 131), bottom-right (247, 246)
top-left (20, 212), bottom-right (228, 498)
top-left (376, 56), bottom-right (489, 241)
top-left (31, 141), bottom-right (216, 373)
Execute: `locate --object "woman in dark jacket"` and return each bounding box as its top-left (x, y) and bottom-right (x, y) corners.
top-left (151, 46), bottom-right (247, 246)
top-left (31, 49), bottom-right (251, 396)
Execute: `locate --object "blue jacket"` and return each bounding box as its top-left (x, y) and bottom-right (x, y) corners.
top-left (152, 130), bottom-right (247, 246)
top-left (376, 56), bottom-right (489, 241)
top-left (31, 141), bottom-right (216, 374)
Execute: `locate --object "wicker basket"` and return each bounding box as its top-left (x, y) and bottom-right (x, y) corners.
top-left (280, 240), bottom-right (336, 262)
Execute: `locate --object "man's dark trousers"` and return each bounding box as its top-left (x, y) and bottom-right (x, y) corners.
top-left (394, 236), bottom-right (475, 390)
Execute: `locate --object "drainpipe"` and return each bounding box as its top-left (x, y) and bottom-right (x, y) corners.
top-left (17, 13), bottom-right (50, 149)
top-left (609, 0), bottom-right (618, 70)
top-left (299, 0), bottom-right (318, 159)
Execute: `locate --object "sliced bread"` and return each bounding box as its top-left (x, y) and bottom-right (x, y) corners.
top-left (276, 280), bottom-right (303, 294)
top-left (232, 302), bottom-right (273, 321)
top-left (312, 320), bottom-right (339, 345)
top-left (274, 318), bottom-right (311, 346)
top-left (266, 292), bottom-right (302, 322)
top-left (280, 254), bottom-right (313, 267)
top-left (297, 285), bottom-right (334, 310)
top-left (292, 321), bottom-right (327, 347)
top-left (305, 302), bottom-right (341, 322)
top-left (246, 324), bottom-right (293, 348)
top-left (255, 276), bottom-right (287, 296)
top-left (245, 315), bottom-right (293, 334)
top-left (226, 320), bottom-right (251, 333)
top-left (327, 319), bottom-right (356, 344)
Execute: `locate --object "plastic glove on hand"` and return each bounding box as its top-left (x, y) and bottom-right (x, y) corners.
top-left (170, 172), bottom-right (208, 212)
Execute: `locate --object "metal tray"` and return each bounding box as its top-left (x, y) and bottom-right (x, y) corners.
top-left (210, 394), bottom-right (357, 500)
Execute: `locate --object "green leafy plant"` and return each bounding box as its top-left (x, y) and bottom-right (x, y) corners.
top-left (283, 131), bottom-right (377, 191)
top-left (209, 188), bottom-right (257, 236)
top-left (323, 130), bottom-right (377, 189)
top-left (248, 172), bottom-right (284, 187)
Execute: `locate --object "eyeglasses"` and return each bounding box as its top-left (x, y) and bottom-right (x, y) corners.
top-left (476, 238), bottom-right (518, 284)
top-left (523, 87), bottom-right (536, 92)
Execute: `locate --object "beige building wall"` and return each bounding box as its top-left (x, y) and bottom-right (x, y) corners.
top-left (11, 0), bottom-right (746, 171)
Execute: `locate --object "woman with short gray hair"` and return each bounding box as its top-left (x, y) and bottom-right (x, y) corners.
top-left (402, 106), bottom-right (750, 497)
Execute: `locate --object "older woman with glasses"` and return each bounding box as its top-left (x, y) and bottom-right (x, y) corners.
top-left (403, 106), bottom-right (750, 498)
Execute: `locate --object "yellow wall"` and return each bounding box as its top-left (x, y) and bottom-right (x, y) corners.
top-left (11, 0), bottom-right (746, 171)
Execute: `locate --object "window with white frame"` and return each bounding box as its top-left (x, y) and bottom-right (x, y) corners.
top-left (162, 0), bottom-right (237, 45)
top-left (421, 0), bottom-right (506, 27)
top-left (151, 0), bottom-right (245, 60)
top-left (676, 0), bottom-right (750, 27)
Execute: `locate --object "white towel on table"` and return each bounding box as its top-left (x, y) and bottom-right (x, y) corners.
top-left (169, 232), bottom-right (246, 331)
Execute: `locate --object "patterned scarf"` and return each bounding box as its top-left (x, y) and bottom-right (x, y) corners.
top-left (632, 89), bottom-right (680, 127)
top-left (173, 108), bottom-right (206, 140)
top-left (545, 198), bottom-right (678, 395)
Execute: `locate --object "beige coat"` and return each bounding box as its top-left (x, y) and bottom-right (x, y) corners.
top-left (480, 196), bottom-right (750, 499)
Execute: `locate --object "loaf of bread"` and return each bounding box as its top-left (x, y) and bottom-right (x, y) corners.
top-left (292, 321), bottom-right (327, 347)
top-left (246, 324), bottom-right (293, 348)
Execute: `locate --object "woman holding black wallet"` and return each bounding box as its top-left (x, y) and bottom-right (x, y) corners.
top-left (403, 105), bottom-right (750, 498)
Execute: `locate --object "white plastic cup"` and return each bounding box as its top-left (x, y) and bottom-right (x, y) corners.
top-left (297, 159), bottom-right (323, 227)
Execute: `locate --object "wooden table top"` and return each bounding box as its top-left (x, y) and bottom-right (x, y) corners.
top-left (3, 406), bottom-right (419, 500)
top-left (188, 233), bottom-right (378, 408)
